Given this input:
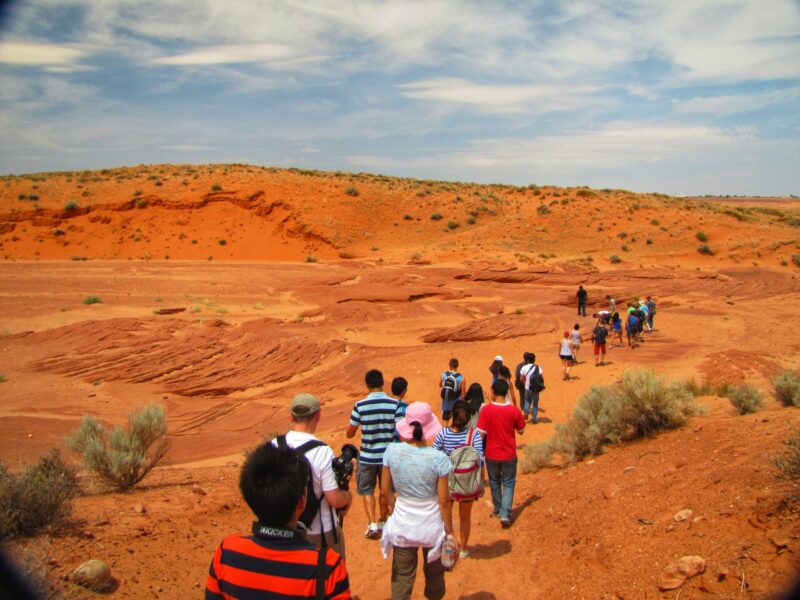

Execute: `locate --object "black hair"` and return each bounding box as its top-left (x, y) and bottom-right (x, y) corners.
top-left (451, 400), bottom-right (469, 431)
top-left (523, 352), bottom-right (534, 364)
top-left (465, 382), bottom-right (484, 405)
top-left (499, 365), bottom-right (512, 379)
top-left (530, 353), bottom-right (536, 363)
top-left (239, 442), bottom-right (310, 527)
top-left (489, 359), bottom-right (502, 377)
top-left (391, 376), bottom-right (408, 397)
top-left (365, 369), bottom-right (384, 389)
top-left (574, 323), bottom-right (580, 330)
top-left (492, 378), bottom-right (509, 398)
top-left (410, 421), bottom-right (423, 442)
top-left (449, 358), bottom-right (459, 369)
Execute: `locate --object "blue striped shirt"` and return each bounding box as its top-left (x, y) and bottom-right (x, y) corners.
top-left (433, 427), bottom-right (484, 459)
top-left (349, 392), bottom-right (406, 465)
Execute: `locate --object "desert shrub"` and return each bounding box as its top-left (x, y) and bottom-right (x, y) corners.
top-left (218, 239), bottom-right (227, 246)
top-left (0, 374), bottom-right (6, 382)
top-left (403, 214), bottom-right (413, 221)
top-left (773, 369), bottom-right (800, 407)
top-left (650, 219), bottom-right (660, 226)
top-left (792, 254), bottom-right (800, 267)
top-left (466, 216), bottom-right (476, 225)
top-left (304, 254), bottom-right (318, 263)
top-left (725, 383), bottom-right (763, 415)
top-left (617, 231), bottom-right (627, 239)
top-left (211, 184), bottom-right (223, 192)
top-left (521, 440), bottom-right (554, 473)
top-left (773, 430), bottom-right (800, 499)
top-left (446, 220), bottom-right (459, 230)
top-left (83, 295), bottom-right (102, 305)
top-left (0, 449), bottom-right (79, 538)
top-left (697, 244), bottom-right (715, 255)
top-left (344, 186), bottom-right (359, 197)
top-left (430, 212), bottom-right (443, 221)
top-left (537, 204), bottom-right (550, 215)
top-left (136, 199), bottom-right (147, 208)
top-left (66, 404), bottom-right (169, 491)
top-left (609, 254), bottom-right (622, 264)
top-left (63, 200), bottom-right (79, 211)
top-left (554, 369), bottom-right (698, 462)
top-left (695, 230), bottom-right (708, 242)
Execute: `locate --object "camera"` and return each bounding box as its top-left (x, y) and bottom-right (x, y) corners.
top-left (331, 444), bottom-right (359, 490)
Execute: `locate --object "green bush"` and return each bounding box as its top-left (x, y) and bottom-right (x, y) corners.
top-left (430, 212), bottom-right (443, 221)
top-left (446, 220), bottom-right (459, 230)
top-left (83, 295), bottom-right (102, 305)
top-left (521, 440), bottom-right (554, 473)
top-left (66, 404), bottom-right (169, 491)
top-left (773, 430), bottom-right (800, 489)
top-left (344, 186), bottom-right (359, 197)
top-left (695, 230), bottom-right (708, 242)
top-left (773, 369), bottom-right (800, 407)
top-left (554, 369), bottom-right (698, 463)
top-left (609, 254), bottom-right (622, 264)
top-left (0, 449), bottom-right (79, 538)
top-left (792, 254), bottom-right (800, 267)
top-left (211, 184), bottom-right (223, 192)
top-left (304, 254), bottom-right (318, 263)
top-left (697, 244), bottom-right (715, 255)
top-left (536, 204), bottom-right (550, 215)
top-left (726, 383), bottom-right (763, 415)
top-left (63, 200), bottom-right (79, 211)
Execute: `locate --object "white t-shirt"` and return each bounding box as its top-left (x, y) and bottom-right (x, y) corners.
top-left (272, 430), bottom-right (338, 535)
top-left (520, 363), bottom-right (544, 391)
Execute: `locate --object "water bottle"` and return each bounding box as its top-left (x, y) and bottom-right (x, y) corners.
top-left (441, 534), bottom-right (456, 569)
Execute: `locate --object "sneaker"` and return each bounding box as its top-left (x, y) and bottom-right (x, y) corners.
top-left (376, 520), bottom-right (385, 532)
top-left (364, 522), bottom-right (380, 539)
top-left (500, 518), bottom-right (511, 529)
top-left (490, 511), bottom-right (500, 519)
top-left (459, 550), bottom-right (470, 559)
top-left (530, 418), bottom-right (538, 424)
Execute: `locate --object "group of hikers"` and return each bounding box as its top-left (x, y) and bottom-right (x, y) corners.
top-left (205, 288), bottom-right (659, 600)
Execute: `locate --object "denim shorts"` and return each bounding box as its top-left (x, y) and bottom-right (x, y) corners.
top-left (356, 461), bottom-right (382, 496)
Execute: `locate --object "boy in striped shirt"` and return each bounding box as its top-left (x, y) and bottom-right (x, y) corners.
top-left (346, 369), bottom-right (407, 539)
top-left (205, 443), bottom-right (350, 600)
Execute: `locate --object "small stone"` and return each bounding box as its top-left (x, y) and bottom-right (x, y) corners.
top-left (134, 502), bottom-right (147, 514)
top-left (225, 461), bottom-right (239, 468)
top-left (71, 559), bottom-right (112, 591)
top-left (587, 459), bottom-right (595, 465)
top-left (623, 466), bottom-right (635, 473)
top-left (677, 556), bottom-right (706, 578)
top-left (191, 484), bottom-right (207, 495)
top-left (88, 393), bottom-right (96, 397)
top-left (658, 556), bottom-right (705, 591)
top-left (769, 535), bottom-right (790, 549)
top-left (604, 484), bottom-right (620, 499)
top-left (674, 509), bottom-right (693, 522)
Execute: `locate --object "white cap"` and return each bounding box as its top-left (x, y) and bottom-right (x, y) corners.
top-left (494, 355), bottom-right (503, 361)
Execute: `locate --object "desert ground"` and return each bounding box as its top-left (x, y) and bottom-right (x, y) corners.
top-left (1, 164), bottom-right (800, 599)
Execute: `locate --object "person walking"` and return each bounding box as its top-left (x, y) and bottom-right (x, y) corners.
top-left (347, 369), bottom-right (407, 540)
top-left (570, 324), bottom-right (582, 364)
top-left (519, 353), bottom-right (544, 424)
top-left (380, 402), bottom-right (454, 600)
top-left (464, 383), bottom-right (485, 429)
top-left (205, 443), bottom-right (351, 600)
top-left (488, 356), bottom-right (503, 389)
top-left (438, 358), bottom-right (466, 426)
top-left (476, 379), bottom-right (525, 528)
top-left (498, 365), bottom-right (518, 407)
top-left (273, 394), bottom-right (352, 557)
top-left (646, 295), bottom-right (657, 330)
top-left (576, 285), bottom-right (588, 317)
top-left (433, 400), bottom-right (484, 559)
top-left (591, 321), bottom-right (609, 366)
top-left (559, 331), bottom-right (574, 380)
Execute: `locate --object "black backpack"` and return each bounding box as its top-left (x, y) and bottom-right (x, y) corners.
top-left (514, 362), bottom-right (526, 392)
top-left (275, 435), bottom-right (326, 533)
top-left (528, 365), bottom-right (546, 393)
top-left (441, 371), bottom-right (460, 403)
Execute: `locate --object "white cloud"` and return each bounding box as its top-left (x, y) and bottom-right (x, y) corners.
top-left (673, 87), bottom-right (800, 115)
top-left (0, 41), bottom-right (93, 70)
top-left (399, 78), bottom-right (605, 113)
top-left (152, 43), bottom-right (293, 66)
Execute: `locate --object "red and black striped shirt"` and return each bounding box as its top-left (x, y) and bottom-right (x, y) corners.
top-left (205, 526), bottom-right (350, 600)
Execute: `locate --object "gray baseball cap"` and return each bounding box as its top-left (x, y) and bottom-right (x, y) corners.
top-left (290, 393), bottom-right (321, 418)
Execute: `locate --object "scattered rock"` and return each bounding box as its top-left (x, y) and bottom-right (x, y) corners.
top-left (659, 556), bottom-right (706, 591)
top-left (717, 566), bottom-right (730, 582)
top-left (134, 502), bottom-right (147, 514)
top-left (604, 484), bottom-right (620, 499)
top-left (71, 559), bottom-right (112, 591)
top-left (674, 509), bottom-right (693, 522)
top-left (154, 307), bottom-right (186, 315)
top-left (225, 461), bottom-right (239, 468)
top-left (191, 484), bottom-right (208, 496)
top-left (586, 459), bottom-right (595, 465)
top-left (623, 466), bottom-right (635, 473)
top-left (768, 534), bottom-right (790, 549)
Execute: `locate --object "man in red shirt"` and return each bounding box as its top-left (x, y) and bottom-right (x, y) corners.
top-left (476, 378), bottom-right (526, 528)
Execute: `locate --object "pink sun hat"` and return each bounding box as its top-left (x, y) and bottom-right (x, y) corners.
top-left (396, 402), bottom-right (442, 441)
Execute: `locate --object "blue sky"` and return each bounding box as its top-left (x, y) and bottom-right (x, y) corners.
top-left (0, 0), bottom-right (798, 195)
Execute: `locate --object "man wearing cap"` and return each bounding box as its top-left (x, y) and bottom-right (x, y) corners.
top-left (273, 393), bottom-right (352, 557)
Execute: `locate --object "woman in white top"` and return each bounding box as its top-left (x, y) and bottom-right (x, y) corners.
top-left (559, 331), bottom-right (574, 381)
top-left (381, 402), bottom-right (455, 600)
top-left (570, 324), bottom-right (582, 364)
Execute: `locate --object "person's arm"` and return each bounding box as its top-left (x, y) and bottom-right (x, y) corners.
top-left (345, 425), bottom-right (358, 438)
top-left (515, 409), bottom-right (526, 435)
top-left (380, 466), bottom-right (396, 512)
top-left (460, 377), bottom-right (467, 400)
top-left (510, 383), bottom-right (517, 407)
top-left (437, 476), bottom-right (454, 536)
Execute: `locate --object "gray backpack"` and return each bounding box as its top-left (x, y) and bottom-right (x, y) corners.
top-left (448, 429), bottom-right (483, 501)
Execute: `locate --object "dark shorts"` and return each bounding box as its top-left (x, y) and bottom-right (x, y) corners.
top-left (356, 461), bottom-right (382, 496)
top-left (559, 354), bottom-right (573, 361)
top-left (594, 342), bottom-right (606, 355)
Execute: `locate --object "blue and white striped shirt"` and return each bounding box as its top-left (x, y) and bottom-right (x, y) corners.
top-left (433, 427), bottom-right (484, 459)
top-left (350, 392), bottom-right (406, 465)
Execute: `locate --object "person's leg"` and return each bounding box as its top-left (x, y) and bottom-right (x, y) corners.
top-left (391, 546), bottom-right (419, 600)
top-left (486, 459), bottom-right (502, 516)
top-left (458, 500), bottom-right (473, 552)
top-left (522, 389), bottom-right (531, 418)
top-left (499, 458), bottom-right (518, 524)
top-left (600, 345), bottom-right (606, 365)
top-left (356, 462), bottom-right (378, 535)
top-left (531, 392), bottom-right (539, 423)
top-left (421, 547), bottom-right (446, 600)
